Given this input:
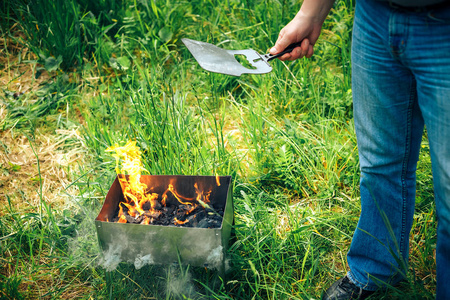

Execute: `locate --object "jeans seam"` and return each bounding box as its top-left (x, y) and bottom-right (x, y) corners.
top-left (399, 78), bottom-right (416, 266)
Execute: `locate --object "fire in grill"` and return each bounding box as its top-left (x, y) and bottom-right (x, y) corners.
top-left (109, 174), bottom-right (225, 228)
top-left (95, 141), bottom-right (233, 272)
top-left (95, 175), bottom-right (233, 272)
top-left (99, 141), bottom-right (227, 229)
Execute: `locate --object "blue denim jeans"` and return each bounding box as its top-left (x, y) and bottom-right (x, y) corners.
top-left (347, 0), bottom-right (450, 298)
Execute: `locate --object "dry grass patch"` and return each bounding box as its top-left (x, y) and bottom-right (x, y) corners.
top-left (0, 128), bottom-right (86, 213)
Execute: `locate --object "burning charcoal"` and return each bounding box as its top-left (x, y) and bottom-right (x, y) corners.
top-left (141, 202), bottom-right (151, 211)
top-left (162, 206), bottom-right (175, 216)
top-left (196, 213), bottom-right (223, 228)
top-left (140, 217), bottom-right (153, 225)
top-left (184, 215), bottom-right (196, 224)
top-left (152, 201), bottom-right (162, 210)
top-left (175, 212), bottom-right (187, 222)
top-left (143, 200), bottom-right (162, 210)
top-left (156, 213), bottom-right (172, 226)
top-left (211, 220), bottom-right (222, 228)
top-left (125, 214), bottom-right (137, 224)
top-left (191, 206), bottom-right (203, 214)
top-left (109, 175), bottom-right (227, 228)
top-left (179, 204), bottom-right (194, 212)
top-left (143, 211), bottom-right (161, 219)
top-left (161, 219), bottom-right (171, 226)
top-left (186, 216), bottom-right (198, 227)
top-left (173, 216), bottom-right (191, 226)
top-left (193, 210), bottom-right (206, 220)
top-left (197, 218), bottom-right (210, 228)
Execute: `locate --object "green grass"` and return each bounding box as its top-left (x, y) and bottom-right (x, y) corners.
top-left (0, 0), bottom-right (436, 299)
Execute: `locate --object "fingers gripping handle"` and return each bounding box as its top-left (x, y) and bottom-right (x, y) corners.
top-left (266, 41), bottom-right (304, 62)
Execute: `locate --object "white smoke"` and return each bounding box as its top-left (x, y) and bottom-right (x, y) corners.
top-left (206, 246), bottom-right (223, 270)
top-left (165, 264), bottom-right (197, 299)
top-left (97, 240), bottom-right (154, 271)
top-left (133, 253), bottom-right (154, 270)
top-left (98, 243), bottom-right (124, 272)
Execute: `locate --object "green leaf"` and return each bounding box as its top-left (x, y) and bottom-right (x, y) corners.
top-left (150, 0), bottom-right (159, 18)
top-left (8, 162), bottom-right (21, 172)
top-left (44, 55), bottom-right (63, 72)
top-left (248, 260), bottom-right (259, 276)
top-left (116, 56), bottom-right (131, 70)
top-left (158, 27), bottom-right (173, 43)
top-left (109, 56), bottom-right (131, 70)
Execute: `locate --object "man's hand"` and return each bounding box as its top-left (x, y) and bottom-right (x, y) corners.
top-left (270, 0), bottom-right (335, 61)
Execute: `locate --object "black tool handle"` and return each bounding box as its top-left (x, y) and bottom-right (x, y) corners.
top-left (266, 41), bottom-right (304, 62)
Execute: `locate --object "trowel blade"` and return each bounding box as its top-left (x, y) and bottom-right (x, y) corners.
top-left (182, 38), bottom-right (272, 76)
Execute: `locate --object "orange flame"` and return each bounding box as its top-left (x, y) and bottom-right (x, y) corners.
top-left (107, 141), bottom-right (158, 223)
top-left (161, 184), bottom-right (195, 205)
top-left (174, 217), bottom-right (189, 225)
top-left (106, 141), bottom-right (224, 225)
top-left (118, 204), bottom-right (124, 217)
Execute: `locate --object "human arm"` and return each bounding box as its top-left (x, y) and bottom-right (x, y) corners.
top-left (270, 0), bottom-right (335, 60)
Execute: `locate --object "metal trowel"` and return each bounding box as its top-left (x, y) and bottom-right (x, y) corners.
top-left (182, 38), bottom-right (302, 76)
